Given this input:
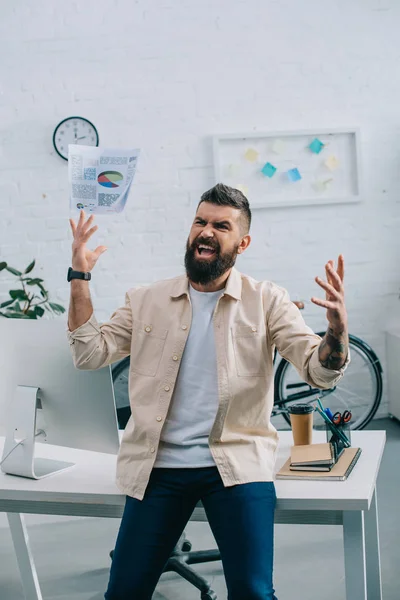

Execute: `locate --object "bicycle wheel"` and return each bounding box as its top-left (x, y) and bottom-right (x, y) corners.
top-left (274, 333), bottom-right (383, 430)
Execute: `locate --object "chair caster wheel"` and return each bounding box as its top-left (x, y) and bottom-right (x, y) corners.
top-left (201, 592), bottom-right (217, 600)
top-left (182, 540), bottom-right (192, 552)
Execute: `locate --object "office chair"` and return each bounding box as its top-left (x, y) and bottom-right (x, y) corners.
top-left (109, 407), bottom-right (220, 600)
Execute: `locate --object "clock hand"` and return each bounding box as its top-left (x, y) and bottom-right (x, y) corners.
top-left (76, 136), bottom-right (87, 141)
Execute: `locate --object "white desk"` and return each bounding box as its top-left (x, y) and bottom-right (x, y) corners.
top-left (0, 430), bottom-right (385, 600)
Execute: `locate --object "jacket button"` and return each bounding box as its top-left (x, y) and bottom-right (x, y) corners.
top-left (252, 326), bottom-right (257, 332)
top-left (164, 385), bottom-right (171, 392)
top-left (145, 326), bottom-right (152, 333)
top-left (172, 355), bottom-right (179, 361)
top-left (150, 446), bottom-right (155, 453)
top-left (182, 325), bottom-right (188, 330)
top-left (156, 416), bottom-right (162, 422)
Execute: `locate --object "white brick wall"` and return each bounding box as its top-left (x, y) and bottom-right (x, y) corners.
top-left (1, 0), bottom-right (400, 416)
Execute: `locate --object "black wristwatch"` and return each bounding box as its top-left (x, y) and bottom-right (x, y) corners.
top-left (67, 267), bottom-right (92, 282)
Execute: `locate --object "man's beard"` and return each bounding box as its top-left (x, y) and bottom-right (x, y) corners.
top-left (184, 237), bottom-right (239, 285)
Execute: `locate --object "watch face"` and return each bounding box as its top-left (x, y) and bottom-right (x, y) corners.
top-left (53, 117), bottom-right (99, 161)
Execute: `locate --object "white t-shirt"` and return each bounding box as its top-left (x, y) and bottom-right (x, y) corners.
top-left (154, 285), bottom-right (222, 468)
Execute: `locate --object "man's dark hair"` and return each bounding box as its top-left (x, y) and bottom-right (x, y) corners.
top-left (198, 183), bottom-right (252, 234)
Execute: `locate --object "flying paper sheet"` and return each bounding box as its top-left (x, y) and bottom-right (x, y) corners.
top-left (261, 162), bottom-right (277, 178)
top-left (325, 155), bottom-right (339, 171)
top-left (271, 139), bottom-right (286, 154)
top-left (68, 145), bottom-right (140, 214)
top-left (287, 168), bottom-right (302, 182)
top-left (309, 138), bottom-right (324, 154)
top-left (244, 148), bottom-right (259, 162)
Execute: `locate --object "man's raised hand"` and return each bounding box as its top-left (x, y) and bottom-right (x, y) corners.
top-left (69, 210), bottom-right (107, 273)
top-left (311, 254), bottom-right (347, 333)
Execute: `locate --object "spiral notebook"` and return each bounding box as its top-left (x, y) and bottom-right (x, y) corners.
top-left (276, 447), bottom-right (362, 481)
top-left (290, 442), bottom-right (335, 467)
top-left (289, 441), bottom-right (345, 471)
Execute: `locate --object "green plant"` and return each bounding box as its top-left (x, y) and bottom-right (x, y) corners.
top-left (0, 260), bottom-right (65, 319)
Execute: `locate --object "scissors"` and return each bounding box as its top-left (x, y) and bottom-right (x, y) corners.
top-left (332, 410), bottom-right (352, 426)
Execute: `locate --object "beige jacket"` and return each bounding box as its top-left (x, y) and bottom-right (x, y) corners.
top-left (67, 268), bottom-right (349, 500)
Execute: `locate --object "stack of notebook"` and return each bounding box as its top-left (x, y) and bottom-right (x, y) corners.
top-left (290, 442), bottom-right (340, 472)
top-left (276, 443), bottom-right (362, 481)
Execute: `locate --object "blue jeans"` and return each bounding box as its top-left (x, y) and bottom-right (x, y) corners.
top-left (105, 467), bottom-right (278, 600)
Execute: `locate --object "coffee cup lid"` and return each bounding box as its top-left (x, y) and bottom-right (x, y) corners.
top-left (287, 404), bottom-right (314, 414)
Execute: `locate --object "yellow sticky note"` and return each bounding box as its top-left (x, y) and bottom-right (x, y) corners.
top-left (324, 155), bottom-right (339, 171)
top-left (235, 184), bottom-right (249, 196)
top-left (271, 139), bottom-right (286, 155)
top-left (244, 148), bottom-right (258, 162)
top-left (224, 163), bottom-right (241, 177)
top-left (312, 179), bottom-right (333, 193)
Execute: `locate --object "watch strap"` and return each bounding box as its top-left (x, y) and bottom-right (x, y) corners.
top-left (67, 267), bottom-right (91, 282)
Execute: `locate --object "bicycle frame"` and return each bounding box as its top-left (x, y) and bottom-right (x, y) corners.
top-left (272, 348), bottom-right (336, 417)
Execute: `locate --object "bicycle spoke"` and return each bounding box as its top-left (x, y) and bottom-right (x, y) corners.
top-left (334, 386), bottom-right (371, 404)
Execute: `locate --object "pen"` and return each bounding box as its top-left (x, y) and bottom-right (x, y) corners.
top-left (314, 406), bottom-right (351, 448)
top-left (316, 406), bottom-right (350, 447)
top-left (324, 407), bottom-right (335, 421)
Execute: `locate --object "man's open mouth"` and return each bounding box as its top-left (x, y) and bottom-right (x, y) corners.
top-left (195, 244), bottom-right (217, 258)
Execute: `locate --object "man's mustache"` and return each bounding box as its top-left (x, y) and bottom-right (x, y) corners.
top-left (191, 238), bottom-right (220, 252)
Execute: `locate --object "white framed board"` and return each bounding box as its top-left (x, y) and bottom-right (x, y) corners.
top-left (212, 128), bottom-right (362, 209)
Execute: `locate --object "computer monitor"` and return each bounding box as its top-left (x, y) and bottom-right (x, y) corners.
top-left (0, 317), bottom-right (120, 479)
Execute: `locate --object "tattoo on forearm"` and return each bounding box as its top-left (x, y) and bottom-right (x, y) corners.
top-left (319, 327), bottom-right (348, 370)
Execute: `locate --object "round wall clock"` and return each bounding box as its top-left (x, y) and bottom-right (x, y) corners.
top-left (52, 116), bottom-right (99, 160)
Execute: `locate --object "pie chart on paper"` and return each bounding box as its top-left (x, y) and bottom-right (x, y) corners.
top-left (97, 171), bottom-right (124, 188)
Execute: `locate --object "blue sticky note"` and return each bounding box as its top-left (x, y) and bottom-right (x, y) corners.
top-left (287, 168), bottom-right (302, 182)
top-left (309, 138), bottom-right (324, 154)
top-left (261, 162), bottom-right (277, 178)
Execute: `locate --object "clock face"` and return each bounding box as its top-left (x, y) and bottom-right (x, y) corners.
top-left (53, 117), bottom-right (99, 160)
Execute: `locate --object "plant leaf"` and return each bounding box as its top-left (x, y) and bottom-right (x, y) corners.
top-left (9, 290), bottom-right (29, 300)
top-left (24, 310), bottom-right (38, 319)
top-left (25, 278), bottom-right (44, 285)
top-left (34, 306), bottom-right (45, 317)
top-left (0, 262), bottom-right (7, 271)
top-left (36, 283), bottom-right (48, 297)
top-left (24, 260), bottom-right (36, 274)
top-left (49, 302), bottom-right (66, 315)
top-left (0, 299), bottom-right (14, 308)
top-left (3, 311), bottom-right (31, 319)
top-left (13, 301), bottom-right (21, 312)
top-left (5, 266), bottom-right (22, 276)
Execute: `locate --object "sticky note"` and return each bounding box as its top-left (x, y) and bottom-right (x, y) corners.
top-left (287, 168), bottom-right (302, 182)
top-left (224, 163), bottom-right (241, 177)
top-left (309, 138), bottom-right (325, 154)
top-left (272, 139), bottom-right (285, 154)
top-left (261, 162), bottom-right (277, 178)
top-left (312, 178), bottom-right (333, 192)
top-left (325, 155), bottom-right (339, 171)
top-left (235, 184), bottom-right (249, 196)
top-left (244, 148), bottom-right (258, 162)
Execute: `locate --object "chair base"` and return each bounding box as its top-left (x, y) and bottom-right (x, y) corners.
top-left (110, 532), bottom-right (220, 600)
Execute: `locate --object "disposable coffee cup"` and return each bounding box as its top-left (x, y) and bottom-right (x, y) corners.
top-left (288, 405), bottom-right (314, 445)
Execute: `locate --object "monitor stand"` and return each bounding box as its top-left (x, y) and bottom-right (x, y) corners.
top-left (1, 386), bottom-right (75, 479)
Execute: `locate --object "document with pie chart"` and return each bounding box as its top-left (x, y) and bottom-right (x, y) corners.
top-left (68, 145), bottom-right (140, 214)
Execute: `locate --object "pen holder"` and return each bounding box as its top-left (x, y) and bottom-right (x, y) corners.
top-left (325, 421), bottom-right (351, 452)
